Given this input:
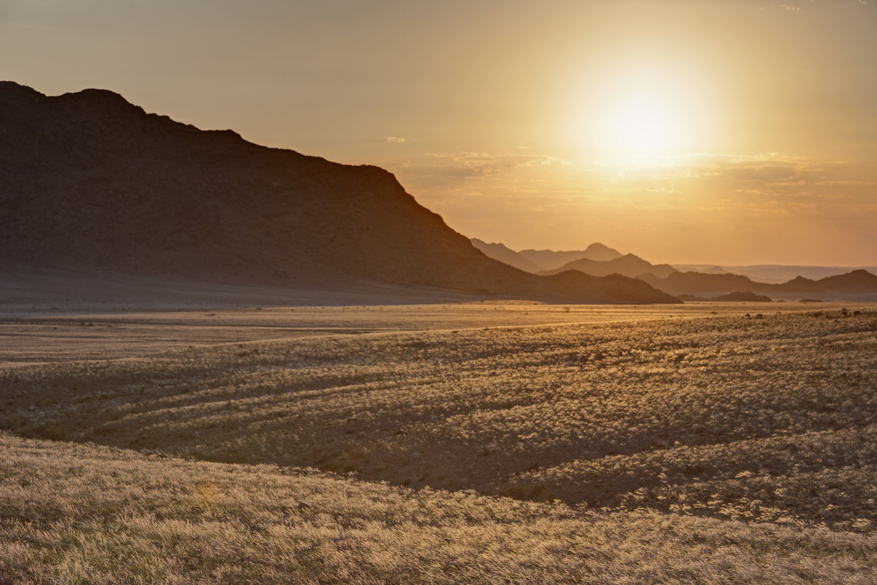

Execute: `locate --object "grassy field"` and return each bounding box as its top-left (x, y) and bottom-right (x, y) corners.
top-left (2, 301), bottom-right (877, 582)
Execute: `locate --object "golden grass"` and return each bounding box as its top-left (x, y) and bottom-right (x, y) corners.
top-left (2, 304), bottom-right (877, 581)
top-left (2, 433), bottom-right (877, 584)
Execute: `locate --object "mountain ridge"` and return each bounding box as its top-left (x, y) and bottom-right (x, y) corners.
top-left (640, 269), bottom-right (877, 300)
top-left (539, 253), bottom-right (678, 279)
top-left (0, 81), bottom-right (679, 305)
top-left (518, 243), bottom-right (623, 270)
top-left (470, 239), bottom-right (542, 273)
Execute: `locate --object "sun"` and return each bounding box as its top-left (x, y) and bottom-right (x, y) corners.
top-left (608, 97), bottom-right (678, 156)
top-left (569, 64), bottom-right (710, 162)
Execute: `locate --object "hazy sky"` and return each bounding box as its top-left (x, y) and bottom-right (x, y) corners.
top-left (2, 0), bottom-right (876, 264)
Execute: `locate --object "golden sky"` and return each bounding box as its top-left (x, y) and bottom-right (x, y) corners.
top-left (2, 0), bottom-right (876, 265)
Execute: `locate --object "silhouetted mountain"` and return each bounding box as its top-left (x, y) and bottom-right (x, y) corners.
top-left (639, 272), bottom-right (761, 294)
top-left (809, 269), bottom-right (877, 292)
top-left (0, 82), bottom-right (679, 304)
top-left (641, 269), bottom-right (877, 300)
top-left (540, 253), bottom-right (678, 279)
top-left (519, 243), bottom-right (622, 271)
top-left (675, 264), bottom-right (877, 284)
top-left (470, 239), bottom-right (541, 273)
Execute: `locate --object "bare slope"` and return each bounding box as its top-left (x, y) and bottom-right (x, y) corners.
top-left (0, 82), bottom-right (676, 304)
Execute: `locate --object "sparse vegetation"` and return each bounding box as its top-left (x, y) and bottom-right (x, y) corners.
top-left (3, 433), bottom-right (877, 584)
top-left (2, 303), bottom-right (877, 581)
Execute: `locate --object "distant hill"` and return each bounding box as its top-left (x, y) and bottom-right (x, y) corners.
top-left (470, 239), bottom-right (541, 273)
top-left (0, 82), bottom-right (679, 305)
top-left (518, 243), bottom-right (623, 271)
top-left (640, 272), bottom-right (761, 294)
top-left (714, 291), bottom-right (773, 302)
top-left (678, 291), bottom-right (772, 302)
top-left (811, 269), bottom-right (877, 293)
top-left (540, 253), bottom-right (678, 279)
top-left (675, 264), bottom-right (877, 284)
top-left (641, 269), bottom-right (877, 300)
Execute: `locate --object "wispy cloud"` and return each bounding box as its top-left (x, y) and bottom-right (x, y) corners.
top-left (760, 3), bottom-right (802, 11)
top-left (422, 152), bottom-right (573, 177)
top-left (386, 136), bottom-right (407, 143)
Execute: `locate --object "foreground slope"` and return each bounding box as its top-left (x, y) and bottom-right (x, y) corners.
top-left (3, 433), bottom-right (877, 584)
top-left (0, 82), bottom-right (676, 304)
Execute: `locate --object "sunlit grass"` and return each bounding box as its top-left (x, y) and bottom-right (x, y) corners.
top-left (3, 433), bottom-right (877, 584)
top-left (2, 305), bottom-right (877, 581)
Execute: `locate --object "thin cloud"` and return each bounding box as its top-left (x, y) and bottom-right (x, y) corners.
top-left (386, 136), bottom-right (407, 143)
top-left (425, 152), bottom-right (573, 177)
top-left (760, 3), bottom-right (802, 11)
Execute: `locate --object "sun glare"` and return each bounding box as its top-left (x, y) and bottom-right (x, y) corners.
top-left (607, 97), bottom-right (679, 157)
top-left (571, 63), bottom-right (710, 163)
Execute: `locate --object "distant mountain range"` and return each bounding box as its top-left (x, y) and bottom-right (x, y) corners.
top-left (473, 237), bottom-right (877, 301)
top-left (640, 270), bottom-right (877, 300)
top-left (470, 239), bottom-right (543, 273)
top-left (470, 240), bottom-right (624, 273)
top-left (0, 82), bottom-right (679, 305)
top-left (520, 243), bottom-right (623, 270)
top-left (674, 264), bottom-right (877, 284)
top-left (539, 253), bottom-right (678, 279)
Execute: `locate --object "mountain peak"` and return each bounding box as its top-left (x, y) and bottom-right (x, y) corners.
top-left (0, 82), bottom-right (678, 305)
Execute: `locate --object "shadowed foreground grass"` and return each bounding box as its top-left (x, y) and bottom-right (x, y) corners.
top-left (2, 433), bottom-right (876, 585)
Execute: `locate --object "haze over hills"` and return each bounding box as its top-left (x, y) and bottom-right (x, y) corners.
top-left (470, 238), bottom-right (542, 273)
top-left (518, 243), bottom-right (623, 271)
top-left (0, 82), bottom-right (679, 305)
top-left (641, 269), bottom-right (877, 301)
top-left (675, 264), bottom-right (877, 284)
top-left (539, 253), bottom-right (678, 279)
top-left (678, 291), bottom-right (774, 303)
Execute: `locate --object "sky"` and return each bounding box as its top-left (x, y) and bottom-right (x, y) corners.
top-left (2, 0), bottom-right (876, 265)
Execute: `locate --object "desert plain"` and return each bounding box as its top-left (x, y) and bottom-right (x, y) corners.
top-left (2, 286), bottom-right (877, 584)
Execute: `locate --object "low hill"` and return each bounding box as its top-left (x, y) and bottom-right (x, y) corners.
top-left (0, 82), bottom-right (677, 304)
top-left (640, 272), bottom-right (762, 294)
top-left (677, 291), bottom-right (773, 302)
top-left (540, 253), bottom-right (678, 279)
top-left (518, 243), bottom-right (622, 271)
top-left (714, 291), bottom-right (773, 302)
top-left (470, 238), bottom-right (542, 273)
top-left (810, 269), bottom-right (877, 293)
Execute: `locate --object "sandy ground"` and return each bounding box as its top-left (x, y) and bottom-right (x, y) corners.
top-left (1, 268), bottom-right (867, 365)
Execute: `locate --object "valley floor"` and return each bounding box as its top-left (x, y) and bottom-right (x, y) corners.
top-left (2, 299), bottom-right (877, 583)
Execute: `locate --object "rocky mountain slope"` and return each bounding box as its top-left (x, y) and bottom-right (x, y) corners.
top-left (0, 82), bottom-right (678, 304)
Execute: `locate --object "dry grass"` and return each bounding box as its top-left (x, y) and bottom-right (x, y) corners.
top-left (2, 303), bottom-right (877, 581)
top-left (2, 433), bottom-right (877, 584)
